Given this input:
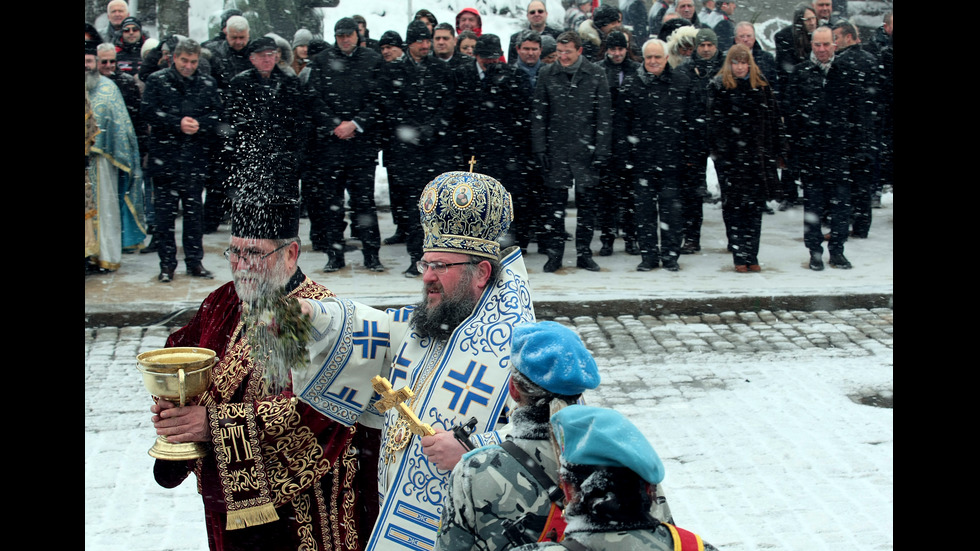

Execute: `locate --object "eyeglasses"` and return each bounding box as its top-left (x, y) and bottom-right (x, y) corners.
top-left (123, 27), bottom-right (140, 33)
top-left (416, 260), bottom-right (478, 274)
top-left (100, 59), bottom-right (116, 64)
top-left (224, 242), bottom-right (290, 263)
top-left (528, 9), bottom-right (545, 14)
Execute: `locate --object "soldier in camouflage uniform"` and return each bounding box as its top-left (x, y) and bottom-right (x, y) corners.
top-left (436, 322), bottom-right (675, 550)
top-left (512, 406), bottom-right (720, 551)
top-left (436, 321), bottom-right (600, 550)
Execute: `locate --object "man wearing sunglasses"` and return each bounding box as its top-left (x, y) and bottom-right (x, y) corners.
top-left (290, 171), bottom-right (535, 551)
top-left (114, 16), bottom-right (148, 80)
top-left (507, 1), bottom-right (562, 64)
top-left (150, 198), bottom-right (381, 551)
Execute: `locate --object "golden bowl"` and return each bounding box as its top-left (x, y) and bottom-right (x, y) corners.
top-left (137, 347), bottom-right (216, 404)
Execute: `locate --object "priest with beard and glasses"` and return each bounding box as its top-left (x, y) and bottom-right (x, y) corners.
top-left (290, 170), bottom-right (536, 551)
top-left (149, 196), bottom-right (381, 551)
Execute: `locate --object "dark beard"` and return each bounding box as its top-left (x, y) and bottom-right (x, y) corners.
top-left (410, 275), bottom-right (479, 340)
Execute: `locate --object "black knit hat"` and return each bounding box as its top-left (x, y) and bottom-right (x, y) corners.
top-left (405, 19), bottom-right (432, 44)
top-left (247, 36), bottom-right (277, 56)
top-left (605, 30), bottom-right (628, 49)
top-left (120, 16), bottom-right (142, 31)
top-left (85, 40), bottom-right (99, 56)
top-left (379, 30), bottom-right (403, 49)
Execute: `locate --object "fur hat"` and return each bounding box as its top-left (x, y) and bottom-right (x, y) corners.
top-left (551, 405), bottom-right (666, 486)
top-left (592, 4), bottom-right (622, 29)
top-left (605, 29), bottom-right (628, 49)
top-left (510, 321), bottom-right (600, 397)
top-left (474, 34), bottom-right (503, 58)
top-left (418, 171), bottom-right (513, 260)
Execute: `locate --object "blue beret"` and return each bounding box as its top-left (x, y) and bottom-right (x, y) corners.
top-left (510, 321), bottom-right (600, 396)
top-left (550, 405), bottom-right (665, 485)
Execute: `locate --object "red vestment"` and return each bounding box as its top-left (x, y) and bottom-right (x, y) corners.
top-left (153, 271), bottom-right (380, 550)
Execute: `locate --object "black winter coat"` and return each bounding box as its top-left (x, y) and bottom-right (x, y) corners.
top-left (617, 63), bottom-right (702, 180)
top-left (706, 77), bottom-right (786, 203)
top-left (304, 45), bottom-right (386, 168)
top-left (531, 59), bottom-right (612, 173)
top-left (781, 57), bottom-right (872, 172)
top-left (221, 66), bottom-right (311, 193)
top-left (379, 54), bottom-right (457, 160)
top-left (452, 61), bottom-right (532, 184)
top-left (140, 66), bottom-right (223, 181)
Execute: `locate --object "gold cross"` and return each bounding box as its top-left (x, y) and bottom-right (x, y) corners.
top-left (371, 375), bottom-right (435, 436)
top-left (468, 156), bottom-right (477, 172)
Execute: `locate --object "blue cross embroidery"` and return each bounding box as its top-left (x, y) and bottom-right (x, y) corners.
top-left (442, 360), bottom-right (495, 415)
top-left (352, 320), bottom-right (390, 359)
top-left (326, 386), bottom-right (364, 410)
top-left (391, 342), bottom-right (413, 387)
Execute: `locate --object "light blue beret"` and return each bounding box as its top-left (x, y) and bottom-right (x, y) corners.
top-left (510, 321), bottom-right (600, 396)
top-left (550, 405), bottom-right (665, 485)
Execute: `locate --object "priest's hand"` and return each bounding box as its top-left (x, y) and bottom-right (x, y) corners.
top-left (420, 428), bottom-right (467, 471)
top-left (151, 400), bottom-right (210, 442)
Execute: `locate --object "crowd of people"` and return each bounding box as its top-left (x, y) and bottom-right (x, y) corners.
top-left (85, 0), bottom-right (893, 279)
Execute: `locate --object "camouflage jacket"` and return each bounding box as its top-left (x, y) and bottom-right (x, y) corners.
top-left (510, 523), bottom-right (720, 551)
top-left (436, 407), bottom-right (561, 551)
top-left (436, 407), bottom-right (674, 551)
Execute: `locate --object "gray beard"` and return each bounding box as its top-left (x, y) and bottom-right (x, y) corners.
top-left (233, 256), bottom-right (292, 306)
top-left (410, 272), bottom-right (479, 340)
top-left (85, 70), bottom-right (101, 93)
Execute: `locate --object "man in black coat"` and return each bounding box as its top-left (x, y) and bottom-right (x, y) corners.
top-left (379, 19), bottom-right (458, 276)
top-left (222, 37), bottom-right (311, 207)
top-left (303, 18), bottom-right (387, 273)
top-left (676, 28), bottom-right (722, 255)
top-left (452, 34), bottom-right (533, 250)
top-left (209, 15), bottom-right (252, 97)
top-left (832, 20), bottom-right (879, 239)
top-left (598, 30), bottom-right (641, 257)
top-left (140, 38), bottom-right (223, 283)
top-left (783, 26), bottom-right (871, 271)
top-left (531, 31), bottom-right (612, 273)
top-left (734, 22), bottom-right (777, 87)
top-left (618, 37), bottom-right (702, 272)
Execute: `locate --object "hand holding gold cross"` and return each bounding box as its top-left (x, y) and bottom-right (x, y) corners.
top-left (371, 375), bottom-right (436, 436)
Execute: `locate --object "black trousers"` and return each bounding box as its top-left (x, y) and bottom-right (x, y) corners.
top-left (722, 193), bottom-right (764, 266)
top-left (153, 174), bottom-right (205, 271)
top-left (849, 159), bottom-right (874, 237)
top-left (539, 160), bottom-right (600, 261)
top-left (598, 166), bottom-right (636, 244)
top-left (634, 173), bottom-right (683, 262)
top-left (315, 163), bottom-right (382, 257)
top-left (680, 164), bottom-right (705, 246)
top-left (802, 165), bottom-right (851, 256)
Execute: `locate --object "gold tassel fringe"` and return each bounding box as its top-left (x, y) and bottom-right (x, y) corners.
top-left (225, 502), bottom-right (280, 530)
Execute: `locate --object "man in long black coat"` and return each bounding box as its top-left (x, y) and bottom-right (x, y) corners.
top-left (304, 18), bottom-right (387, 273)
top-left (531, 31), bottom-right (612, 273)
top-left (452, 34), bottom-right (533, 251)
top-left (141, 38), bottom-right (223, 282)
top-left (222, 37), bottom-right (311, 207)
top-left (832, 20), bottom-right (879, 240)
top-left (618, 37), bottom-right (702, 272)
top-left (783, 26), bottom-right (871, 271)
top-left (379, 19), bottom-right (458, 276)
